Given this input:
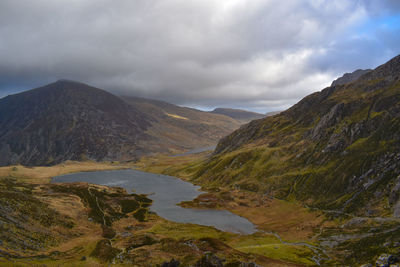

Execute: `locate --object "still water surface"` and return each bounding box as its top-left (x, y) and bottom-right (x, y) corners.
top-left (52, 169), bottom-right (255, 234)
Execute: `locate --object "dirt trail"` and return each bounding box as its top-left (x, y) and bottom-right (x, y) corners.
top-left (88, 187), bottom-right (106, 226)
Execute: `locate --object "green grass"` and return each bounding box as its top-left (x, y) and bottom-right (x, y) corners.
top-left (147, 219), bottom-right (233, 241)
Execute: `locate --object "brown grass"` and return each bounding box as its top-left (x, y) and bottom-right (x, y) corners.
top-left (0, 160), bottom-right (132, 184)
top-left (181, 190), bottom-right (328, 242)
top-left (136, 154), bottom-right (336, 242)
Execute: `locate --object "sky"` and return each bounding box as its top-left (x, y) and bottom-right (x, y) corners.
top-left (0, 0), bottom-right (399, 113)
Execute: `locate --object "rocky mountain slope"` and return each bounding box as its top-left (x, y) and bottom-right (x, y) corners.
top-left (195, 55), bottom-right (400, 218)
top-left (0, 80), bottom-right (151, 166)
top-left (209, 108), bottom-right (265, 124)
top-left (123, 97), bottom-right (242, 153)
top-left (0, 81), bottom-right (248, 166)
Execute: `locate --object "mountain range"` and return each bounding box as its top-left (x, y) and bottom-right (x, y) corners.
top-left (1, 53), bottom-right (400, 266)
top-left (0, 80), bottom-right (263, 166)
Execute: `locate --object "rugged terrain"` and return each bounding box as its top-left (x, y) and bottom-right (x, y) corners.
top-left (1, 55), bottom-right (399, 266)
top-left (0, 163), bottom-right (319, 266)
top-left (0, 81), bottom-right (249, 167)
top-left (197, 55), bottom-right (400, 217)
top-left (184, 55), bottom-right (400, 264)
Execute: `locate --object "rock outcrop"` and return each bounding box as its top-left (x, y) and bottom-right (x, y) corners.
top-left (331, 69), bottom-right (371, 86)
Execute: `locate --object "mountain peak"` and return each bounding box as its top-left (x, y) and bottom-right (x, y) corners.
top-left (0, 81), bottom-right (150, 166)
top-left (55, 79), bottom-right (87, 85)
top-left (367, 54), bottom-right (400, 80)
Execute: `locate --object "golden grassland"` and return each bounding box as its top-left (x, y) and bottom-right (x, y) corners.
top-left (164, 112), bottom-right (189, 120)
top-left (180, 191), bottom-right (333, 242)
top-left (0, 160), bottom-right (133, 184)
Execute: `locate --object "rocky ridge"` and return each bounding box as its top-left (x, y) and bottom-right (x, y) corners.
top-left (0, 81), bottom-right (249, 166)
top-left (198, 54), bottom-right (400, 217)
top-left (331, 69), bottom-right (372, 86)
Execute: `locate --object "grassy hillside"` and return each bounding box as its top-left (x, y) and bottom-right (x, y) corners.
top-left (194, 55), bottom-right (400, 218)
top-left (130, 55), bottom-right (400, 265)
top-left (135, 150), bottom-right (400, 265)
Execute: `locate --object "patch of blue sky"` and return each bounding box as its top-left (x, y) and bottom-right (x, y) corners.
top-left (356, 14), bottom-right (400, 36)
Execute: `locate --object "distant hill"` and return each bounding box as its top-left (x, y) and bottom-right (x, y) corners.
top-left (210, 108), bottom-right (265, 124)
top-left (265, 111), bottom-right (281, 117)
top-left (195, 54), bottom-right (400, 218)
top-left (123, 97), bottom-right (242, 153)
top-left (0, 80), bottom-right (150, 166)
top-left (0, 81), bottom-right (247, 166)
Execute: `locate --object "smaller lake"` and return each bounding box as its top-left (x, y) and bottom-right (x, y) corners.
top-left (52, 169), bottom-right (256, 234)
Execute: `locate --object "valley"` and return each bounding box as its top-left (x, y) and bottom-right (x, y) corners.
top-left (2, 0), bottom-right (400, 266)
top-left (0, 55), bottom-right (399, 266)
top-left (0, 80), bottom-right (263, 167)
top-left (0, 161), bottom-right (325, 266)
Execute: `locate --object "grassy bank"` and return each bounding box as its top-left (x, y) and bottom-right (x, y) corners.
top-left (0, 160), bottom-right (131, 184)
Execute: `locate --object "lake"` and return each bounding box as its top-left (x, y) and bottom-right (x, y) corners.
top-left (52, 169), bottom-right (256, 234)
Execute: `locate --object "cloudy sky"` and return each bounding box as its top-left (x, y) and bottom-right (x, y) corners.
top-left (0, 0), bottom-right (399, 112)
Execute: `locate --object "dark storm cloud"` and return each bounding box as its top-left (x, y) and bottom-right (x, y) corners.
top-left (0, 0), bottom-right (399, 111)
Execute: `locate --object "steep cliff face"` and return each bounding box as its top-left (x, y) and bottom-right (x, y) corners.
top-left (196, 55), bottom-right (400, 217)
top-left (0, 80), bottom-right (151, 166)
